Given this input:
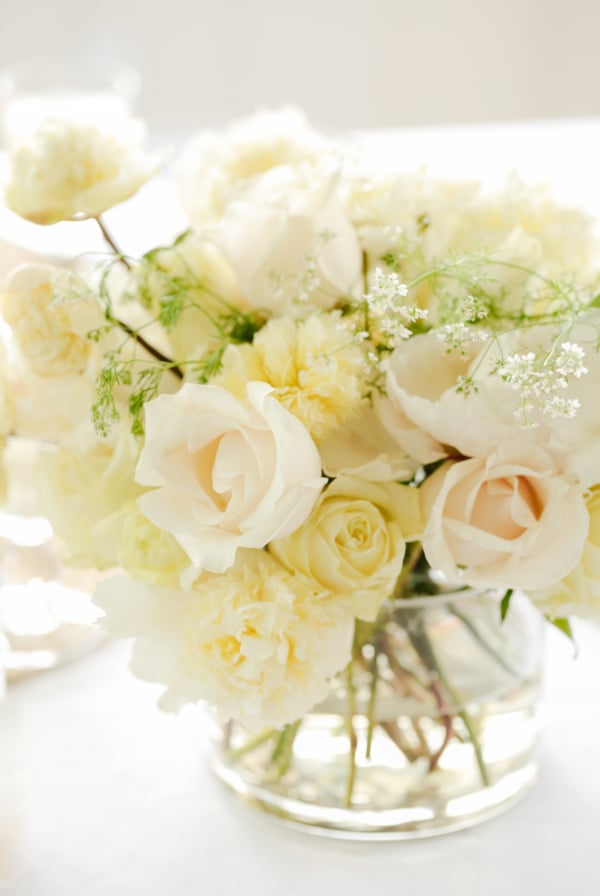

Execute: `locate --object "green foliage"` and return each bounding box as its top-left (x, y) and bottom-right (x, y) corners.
top-left (500, 589), bottom-right (513, 622)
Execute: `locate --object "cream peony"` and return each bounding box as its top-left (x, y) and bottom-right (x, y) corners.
top-left (270, 475), bottom-right (424, 621)
top-left (213, 312), bottom-right (367, 441)
top-left (135, 381), bottom-right (326, 574)
top-left (1, 264), bottom-right (105, 378)
top-left (208, 164), bottom-right (362, 313)
top-left (176, 107), bottom-right (338, 226)
top-left (6, 118), bottom-right (161, 224)
top-left (94, 551), bottom-right (354, 729)
top-left (530, 486), bottom-right (600, 621)
top-left (420, 441), bottom-right (589, 590)
top-left (36, 424), bottom-right (143, 567)
top-left (95, 502), bottom-right (189, 586)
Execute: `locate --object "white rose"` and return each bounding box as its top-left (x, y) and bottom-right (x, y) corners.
top-left (5, 118), bottom-right (161, 224)
top-left (208, 164), bottom-right (362, 313)
top-left (135, 381), bottom-right (326, 574)
top-left (270, 475), bottom-right (424, 621)
top-left (421, 440), bottom-right (589, 590)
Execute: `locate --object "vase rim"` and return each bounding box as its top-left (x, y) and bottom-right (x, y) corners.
top-left (386, 584), bottom-right (504, 610)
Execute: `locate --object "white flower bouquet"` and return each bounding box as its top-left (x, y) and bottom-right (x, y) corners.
top-left (2, 109), bottom-right (599, 834)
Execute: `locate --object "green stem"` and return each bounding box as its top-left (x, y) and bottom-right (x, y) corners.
top-left (365, 651), bottom-right (379, 760)
top-left (344, 662), bottom-right (358, 808)
top-left (225, 727), bottom-right (278, 763)
top-left (270, 720), bottom-right (301, 779)
top-left (403, 618), bottom-right (490, 787)
top-left (449, 604), bottom-right (519, 678)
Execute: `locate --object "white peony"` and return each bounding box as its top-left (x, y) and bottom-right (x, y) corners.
top-left (135, 381), bottom-right (326, 574)
top-left (5, 118), bottom-right (161, 224)
top-left (94, 551), bottom-right (354, 729)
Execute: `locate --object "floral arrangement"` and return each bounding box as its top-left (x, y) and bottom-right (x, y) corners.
top-left (1, 108), bottom-right (600, 750)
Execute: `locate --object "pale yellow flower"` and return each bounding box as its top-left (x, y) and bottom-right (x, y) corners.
top-left (270, 475), bottom-right (424, 621)
top-left (531, 486), bottom-right (600, 621)
top-left (176, 107), bottom-right (338, 226)
top-left (1, 264), bottom-right (104, 377)
top-left (94, 550), bottom-right (354, 729)
top-left (214, 313), bottom-right (367, 441)
top-left (37, 424), bottom-right (143, 567)
top-left (6, 118), bottom-right (161, 224)
top-left (96, 502), bottom-right (189, 586)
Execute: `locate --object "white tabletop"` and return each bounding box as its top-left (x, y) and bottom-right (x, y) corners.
top-left (2, 119), bottom-right (600, 895)
top-left (1, 622), bottom-right (599, 896)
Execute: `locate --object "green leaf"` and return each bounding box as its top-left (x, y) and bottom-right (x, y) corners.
top-left (551, 617), bottom-right (575, 641)
top-left (500, 589), bottom-right (513, 622)
top-left (588, 294), bottom-right (600, 309)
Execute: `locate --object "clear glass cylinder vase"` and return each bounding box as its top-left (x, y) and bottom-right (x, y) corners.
top-left (207, 583), bottom-right (544, 839)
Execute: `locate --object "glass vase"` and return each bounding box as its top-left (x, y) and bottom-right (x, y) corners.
top-left (207, 580), bottom-right (544, 839)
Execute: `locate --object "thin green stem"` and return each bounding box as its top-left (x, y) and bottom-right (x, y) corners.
top-left (270, 720), bottom-right (301, 779)
top-left (365, 652), bottom-right (379, 760)
top-left (225, 727), bottom-right (278, 763)
top-left (449, 604), bottom-right (519, 678)
top-left (96, 216), bottom-right (132, 270)
top-left (403, 619), bottom-right (490, 787)
top-left (344, 662), bottom-right (358, 808)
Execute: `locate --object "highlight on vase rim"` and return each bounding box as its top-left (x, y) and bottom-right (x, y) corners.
top-left (0, 106), bottom-right (597, 835)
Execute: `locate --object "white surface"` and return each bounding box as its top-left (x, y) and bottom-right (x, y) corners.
top-left (2, 1), bottom-right (600, 130)
top-left (1, 119), bottom-right (600, 895)
top-left (0, 623), bottom-right (599, 896)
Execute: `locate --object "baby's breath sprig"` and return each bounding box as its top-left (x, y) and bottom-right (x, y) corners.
top-left (349, 268), bottom-right (428, 357)
top-left (492, 340), bottom-right (588, 426)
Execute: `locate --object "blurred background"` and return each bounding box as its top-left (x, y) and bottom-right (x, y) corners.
top-left (1, 0), bottom-right (599, 132)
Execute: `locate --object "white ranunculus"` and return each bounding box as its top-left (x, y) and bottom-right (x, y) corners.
top-left (176, 107), bottom-right (338, 226)
top-left (135, 381), bottom-right (326, 574)
top-left (208, 164), bottom-right (362, 313)
top-left (94, 552), bottom-right (354, 729)
top-left (421, 441), bottom-right (589, 591)
top-left (5, 118), bottom-right (161, 224)
top-left (270, 475), bottom-right (424, 621)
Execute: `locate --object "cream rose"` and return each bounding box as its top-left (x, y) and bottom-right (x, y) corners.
top-left (6, 118), bottom-right (161, 224)
top-left (208, 164), bottom-right (362, 313)
top-left (94, 551), bottom-right (354, 729)
top-left (421, 441), bottom-right (589, 590)
top-left (270, 475), bottom-right (424, 621)
top-left (135, 381), bottom-right (326, 574)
